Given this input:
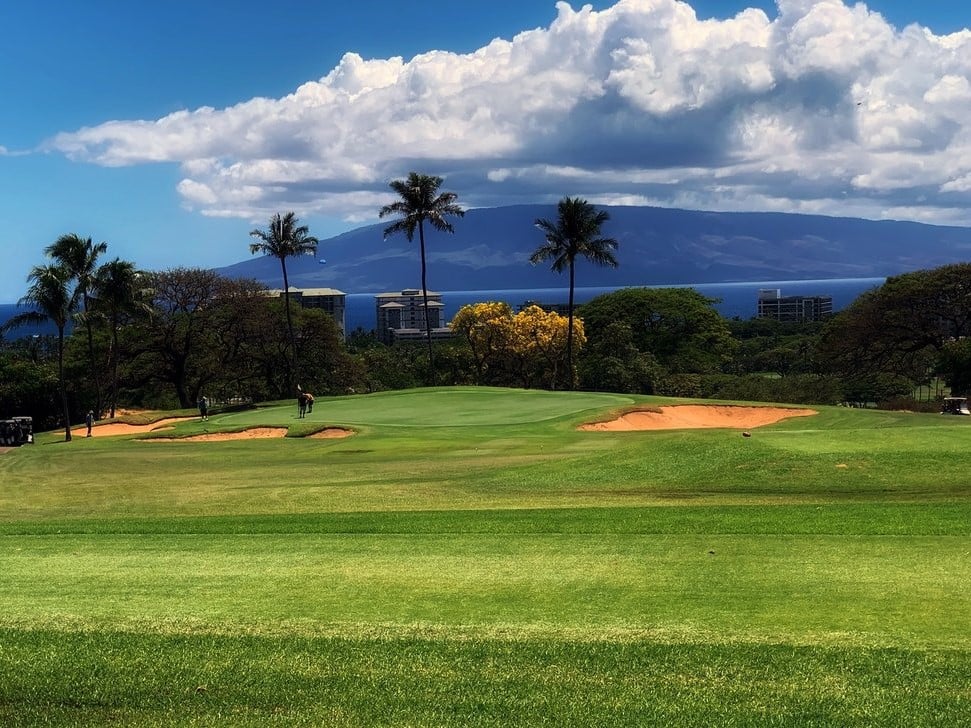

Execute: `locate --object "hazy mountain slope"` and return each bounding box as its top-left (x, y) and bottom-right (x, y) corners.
top-left (217, 205), bottom-right (971, 292)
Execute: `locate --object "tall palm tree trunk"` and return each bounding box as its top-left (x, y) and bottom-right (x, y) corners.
top-left (83, 293), bottom-right (102, 415)
top-left (566, 260), bottom-right (576, 391)
top-left (108, 313), bottom-right (120, 418)
top-left (280, 258), bottom-right (297, 388)
top-left (57, 327), bottom-right (72, 442)
top-left (418, 222), bottom-right (434, 371)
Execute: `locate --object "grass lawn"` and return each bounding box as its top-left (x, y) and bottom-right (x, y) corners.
top-left (1, 387), bottom-right (969, 726)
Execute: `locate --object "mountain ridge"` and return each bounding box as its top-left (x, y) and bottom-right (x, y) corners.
top-left (216, 204), bottom-right (971, 292)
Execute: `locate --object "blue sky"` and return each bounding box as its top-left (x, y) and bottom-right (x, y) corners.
top-left (1, 0), bottom-right (969, 302)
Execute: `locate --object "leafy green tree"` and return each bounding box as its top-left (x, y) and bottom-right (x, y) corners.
top-left (936, 338), bottom-right (971, 396)
top-left (379, 172), bottom-right (464, 371)
top-left (5, 265), bottom-right (78, 440)
top-left (353, 345), bottom-right (422, 393)
top-left (727, 319), bottom-right (823, 377)
top-left (251, 304), bottom-right (356, 399)
top-left (711, 373), bottom-right (844, 406)
top-left (0, 349), bottom-right (60, 431)
top-left (819, 263), bottom-right (971, 388)
top-left (577, 321), bottom-right (661, 394)
top-left (531, 197), bottom-right (618, 388)
top-left (45, 233), bottom-right (107, 412)
top-left (579, 288), bottom-right (734, 381)
top-left (130, 268), bottom-right (226, 408)
top-left (125, 270), bottom-right (354, 406)
top-left (249, 212), bottom-right (319, 387)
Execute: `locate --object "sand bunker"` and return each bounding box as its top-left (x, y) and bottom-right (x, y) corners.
top-left (141, 425), bottom-right (353, 442)
top-left (308, 428), bottom-right (354, 439)
top-left (151, 427), bottom-right (289, 442)
top-left (579, 405), bottom-right (817, 431)
top-left (79, 417), bottom-right (197, 437)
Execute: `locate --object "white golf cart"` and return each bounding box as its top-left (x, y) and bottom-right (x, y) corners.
top-left (941, 397), bottom-right (971, 416)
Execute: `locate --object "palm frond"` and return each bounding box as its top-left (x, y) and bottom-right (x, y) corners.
top-left (16, 264), bottom-right (75, 330)
top-left (248, 212), bottom-right (318, 261)
top-left (530, 198), bottom-right (619, 274)
top-left (380, 173), bottom-right (463, 243)
top-left (2, 310), bottom-right (47, 333)
top-left (379, 201), bottom-right (412, 218)
top-left (383, 218), bottom-right (417, 241)
top-left (46, 233), bottom-right (107, 291)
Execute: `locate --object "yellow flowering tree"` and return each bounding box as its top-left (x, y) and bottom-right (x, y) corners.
top-left (451, 302), bottom-right (582, 389)
top-left (510, 305), bottom-right (585, 389)
top-left (450, 302), bottom-right (515, 384)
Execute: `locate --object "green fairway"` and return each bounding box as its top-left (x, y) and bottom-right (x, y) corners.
top-left (227, 386), bottom-right (638, 427)
top-left (1, 388), bottom-right (969, 725)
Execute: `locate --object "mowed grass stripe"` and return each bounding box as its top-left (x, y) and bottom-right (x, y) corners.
top-left (2, 503), bottom-right (970, 536)
top-left (1, 629), bottom-right (968, 727)
top-left (2, 532), bottom-right (968, 647)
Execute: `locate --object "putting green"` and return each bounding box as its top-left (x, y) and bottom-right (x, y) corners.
top-left (216, 387), bottom-right (636, 428)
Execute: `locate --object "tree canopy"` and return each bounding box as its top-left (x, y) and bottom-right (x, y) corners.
top-left (819, 263), bottom-right (971, 392)
top-left (579, 287), bottom-right (735, 380)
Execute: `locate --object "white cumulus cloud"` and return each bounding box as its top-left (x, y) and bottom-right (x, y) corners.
top-left (46, 0), bottom-right (971, 226)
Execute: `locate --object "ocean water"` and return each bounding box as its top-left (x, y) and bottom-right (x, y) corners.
top-left (343, 278), bottom-right (884, 333)
top-left (1, 277), bottom-right (884, 338)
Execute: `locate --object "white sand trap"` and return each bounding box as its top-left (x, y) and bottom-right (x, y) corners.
top-left (579, 405), bottom-right (817, 431)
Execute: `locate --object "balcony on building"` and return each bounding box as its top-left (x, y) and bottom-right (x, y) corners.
top-left (756, 289), bottom-right (833, 323)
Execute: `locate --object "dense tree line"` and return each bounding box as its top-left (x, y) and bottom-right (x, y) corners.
top-left (4, 173), bottom-right (969, 435)
top-left (5, 262), bottom-right (970, 430)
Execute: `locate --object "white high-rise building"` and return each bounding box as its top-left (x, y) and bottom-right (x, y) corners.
top-left (375, 289), bottom-right (451, 344)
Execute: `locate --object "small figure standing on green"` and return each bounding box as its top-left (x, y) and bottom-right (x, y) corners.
top-left (198, 396), bottom-right (209, 421)
top-left (85, 410), bottom-right (94, 438)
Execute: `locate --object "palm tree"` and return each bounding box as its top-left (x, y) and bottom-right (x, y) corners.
top-left (530, 197), bottom-right (618, 388)
top-left (379, 172), bottom-right (464, 369)
top-left (45, 233), bottom-right (108, 412)
top-left (93, 258), bottom-right (145, 418)
top-left (5, 265), bottom-right (78, 441)
top-left (249, 212), bottom-right (319, 386)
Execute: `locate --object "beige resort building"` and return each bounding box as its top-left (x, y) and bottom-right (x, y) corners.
top-left (265, 288), bottom-right (347, 336)
top-left (375, 289), bottom-right (454, 344)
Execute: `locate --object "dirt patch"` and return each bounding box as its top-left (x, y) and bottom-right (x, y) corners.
top-left (579, 405), bottom-right (817, 431)
top-left (150, 427), bottom-right (289, 442)
top-left (79, 417), bottom-right (197, 437)
top-left (0, 446), bottom-right (13, 455)
top-left (308, 428), bottom-right (354, 439)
